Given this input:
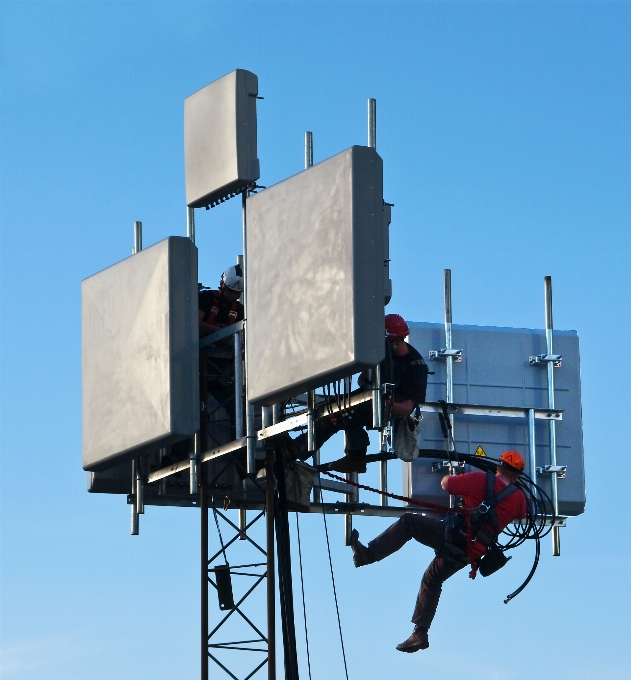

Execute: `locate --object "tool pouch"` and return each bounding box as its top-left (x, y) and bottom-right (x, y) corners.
top-left (478, 543), bottom-right (511, 577)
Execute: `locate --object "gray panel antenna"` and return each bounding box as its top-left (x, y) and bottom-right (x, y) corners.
top-left (184, 69), bottom-right (260, 208)
top-left (403, 322), bottom-right (585, 517)
top-left (82, 237), bottom-right (199, 471)
top-left (246, 145), bottom-right (386, 405)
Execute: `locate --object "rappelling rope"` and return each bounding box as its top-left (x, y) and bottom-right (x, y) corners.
top-left (294, 513), bottom-right (313, 680)
top-left (317, 479), bottom-right (350, 680)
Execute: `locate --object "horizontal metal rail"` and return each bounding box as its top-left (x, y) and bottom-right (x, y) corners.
top-left (147, 437), bottom-right (247, 483)
top-left (199, 320), bottom-right (244, 349)
top-left (420, 402), bottom-right (563, 420)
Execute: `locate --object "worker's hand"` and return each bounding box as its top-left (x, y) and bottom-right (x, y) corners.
top-left (391, 399), bottom-right (415, 417)
top-left (440, 475), bottom-right (451, 491)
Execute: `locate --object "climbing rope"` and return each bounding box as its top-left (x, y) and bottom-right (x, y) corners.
top-left (294, 514), bottom-right (312, 680)
top-left (318, 480), bottom-right (350, 680)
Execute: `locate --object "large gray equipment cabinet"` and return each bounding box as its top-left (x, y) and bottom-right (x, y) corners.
top-left (246, 145), bottom-right (385, 405)
top-left (185, 69), bottom-right (260, 208)
top-left (82, 236), bottom-right (199, 472)
top-left (404, 322), bottom-right (585, 517)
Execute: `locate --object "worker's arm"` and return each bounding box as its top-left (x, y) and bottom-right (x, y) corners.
top-left (391, 399), bottom-right (415, 417)
top-left (199, 310), bottom-right (223, 337)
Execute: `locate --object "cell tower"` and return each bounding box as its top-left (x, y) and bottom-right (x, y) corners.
top-left (82, 70), bottom-right (585, 679)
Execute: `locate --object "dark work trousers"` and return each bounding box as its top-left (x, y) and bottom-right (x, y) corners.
top-left (366, 513), bottom-right (467, 629)
top-left (313, 398), bottom-right (372, 452)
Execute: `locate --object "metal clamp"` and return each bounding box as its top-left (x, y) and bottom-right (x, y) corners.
top-left (431, 461), bottom-right (466, 473)
top-left (536, 464), bottom-right (567, 479)
top-left (529, 354), bottom-right (562, 368)
top-left (429, 349), bottom-right (463, 363)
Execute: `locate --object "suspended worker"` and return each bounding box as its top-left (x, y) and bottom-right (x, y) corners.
top-left (350, 450), bottom-right (527, 652)
top-left (283, 314), bottom-right (428, 473)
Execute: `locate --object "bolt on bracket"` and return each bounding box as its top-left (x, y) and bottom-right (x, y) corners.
top-left (529, 354), bottom-right (562, 368)
top-left (536, 464), bottom-right (567, 479)
top-left (429, 349), bottom-right (463, 363)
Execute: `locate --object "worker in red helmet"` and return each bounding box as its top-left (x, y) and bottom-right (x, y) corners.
top-left (280, 314), bottom-right (428, 473)
top-left (321, 314), bottom-right (428, 473)
top-left (350, 451), bottom-right (527, 652)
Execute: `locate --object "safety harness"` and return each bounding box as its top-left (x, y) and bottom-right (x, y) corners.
top-left (202, 289), bottom-right (240, 326)
top-left (439, 472), bottom-right (519, 579)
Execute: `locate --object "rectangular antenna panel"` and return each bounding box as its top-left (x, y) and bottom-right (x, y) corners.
top-left (185, 69), bottom-right (260, 208)
top-left (403, 322), bottom-right (585, 516)
top-left (246, 146), bottom-right (385, 405)
top-left (82, 237), bottom-right (199, 472)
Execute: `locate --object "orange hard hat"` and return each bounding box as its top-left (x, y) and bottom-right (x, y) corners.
top-left (500, 450), bottom-right (525, 472)
top-left (385, 314), bottom-right (409, 339)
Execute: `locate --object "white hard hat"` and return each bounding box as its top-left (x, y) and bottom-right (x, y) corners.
top-left (221, 264), bottom-right (244, 292)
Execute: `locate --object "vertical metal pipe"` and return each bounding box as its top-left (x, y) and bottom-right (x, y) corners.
top-left (528, 408), bottom-right (537, 487)
top-left (158, 448), bottom-right (166, 496)
top-left (133, 221), bottom-right (142, 255)
top-left (234, 331), bottom-right (244, 438)
top-left (304, 131), bottom-right (313, 169)
top-left (262, 406), bottom-right (273, 428)
top-left (190, 433), bottom-right (199, 494)
top-left (344, 511), bottom-right (352, 546)
top-left (372, 364), bottom-right (382, 429)
top-left (130, 458), bottom-right (139, 535)
top-left (187, 206), bottom-right (195, 244)
top-left (544, 276), bottom-right (561, 556)
top-left (367, 98), bottom-right (376, 149)
top-left (131, 223), bottom-right (143, 526)
top-left (136, 458), bottom-right (144, 514)
top-left (307, 391), bottom-right (315, 453)
top-left (272, 403), bottom-right (282, 425)
top-left (241, 193), bottom-right (256, 474)
top-left (312, 449), bottom-right (321, 503)
top-left (380, 460), bottom-right (388, 507)
top-left (200, 469), bottom-right (208, 680)
top-left (238, 507), bottom-right (247, 540)
top-left (266, 450), bottom-right (276, 680)
top-left (444, 269), bottom-right (454, 407)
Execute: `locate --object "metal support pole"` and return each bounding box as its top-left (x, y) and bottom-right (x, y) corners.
top-left (312, 449), bottom-right (321, 503)
top-left (200, 468), bottom-right (208, 680)
top-left (234, 330), bottom-right (244, 438)
top-left (528, 409), bottom-right (537, 487)
top-left (372, 365), bottom-right (382, 429)
top-left (242, 192), bottom-right (256, 475)
top-left (266, 450), bottom-right (276, 680)
top-left (304, 131), bottom-right (313, 169)
top-left (136, 457), bottom-right (144, 515)
top-left (238, 508), bottom-right (247, 540)
top-left (367, 98), bottom-right (376, 149)
top-left (158, 448), bottom-right (166, 496)
top-left (130, 458), bottom-right (139, 535)
top-left (262, 406), bottom-right (273, 428)
top-left (380, 460), bottom-right (388, 507)
top-left (190, 433), bottom-right (199, 494)
top-left (133, 221), bottom-right (142, 255)
top-left (444, 269), bottom-right (457, 510)
top-left (344, 510), bottom-right (352, 546)
top-left (187, 206), bottom-right (195, 244)
top-left (272, 403), bottom-right (282, 425)
top-left (544, 276), bottom-right (561, 556)
top-left (307, 391), bottom-right (316, 453)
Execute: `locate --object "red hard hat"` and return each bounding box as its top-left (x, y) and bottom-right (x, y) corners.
top-left (385, 314), bottom-right (409, 339)
top-left (500, 451), bottom-right (525, 472)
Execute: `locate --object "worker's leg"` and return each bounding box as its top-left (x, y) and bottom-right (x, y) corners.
top-left (354, 513), bottom-right (445, 565)
top-left (411, 556), bottom-right (466, 629)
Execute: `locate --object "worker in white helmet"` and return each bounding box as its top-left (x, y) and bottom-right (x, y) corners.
top-left (198, 265), bottom-right (244, 337)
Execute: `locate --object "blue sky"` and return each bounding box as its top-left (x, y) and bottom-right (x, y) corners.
top-left (1, 1), bottom-right (630, 679)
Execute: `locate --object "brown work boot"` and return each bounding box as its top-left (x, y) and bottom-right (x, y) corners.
top-left (324, 448), bottom-right (367, 474)
top-left (350, 529), bottom-right (375, 567)
top-left (396, 625), bottom-right (429, 653)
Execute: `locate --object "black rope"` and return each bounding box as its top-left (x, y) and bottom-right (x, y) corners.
top-left (295, 513), bottom-right (312, 680)
top-left (318, 481), bottom-right (349, 680)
